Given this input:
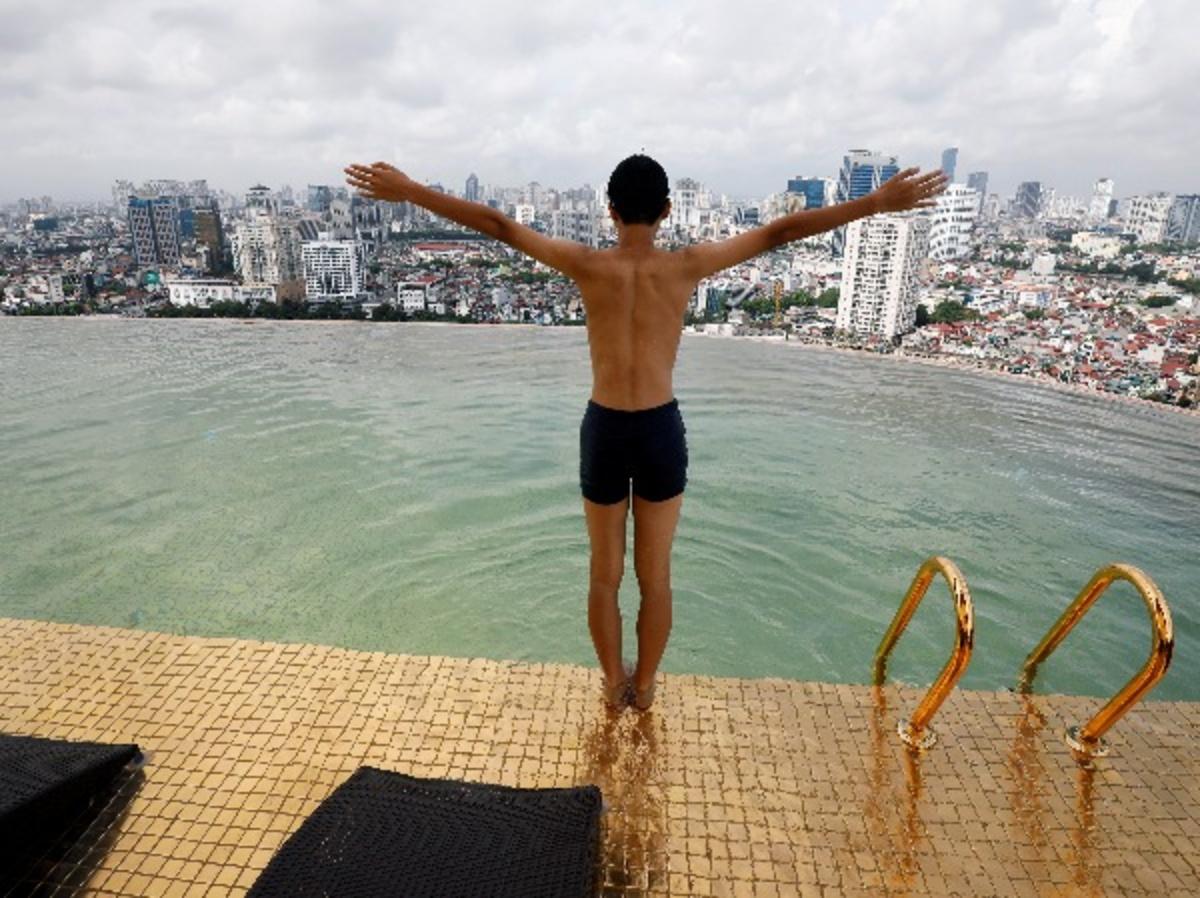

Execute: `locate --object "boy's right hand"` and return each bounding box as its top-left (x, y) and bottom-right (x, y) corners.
top-left (870, 168), bottom-right (949, 214)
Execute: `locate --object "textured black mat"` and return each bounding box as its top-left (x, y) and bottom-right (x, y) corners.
top-left (248, 767), bottom-right (603, 898)
top-left (0, 732), bottom-right (141, 883)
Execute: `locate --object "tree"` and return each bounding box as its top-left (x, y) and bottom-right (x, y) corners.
top-left (1141, 295), bottom-right (1177, 308)
top-left (1126, 261), bottom-right (1158, 283)
top-left (914, 305), bottom-right (930, 327)
top-left (1023, 308), bottom-right (1046, 320)
top-left (931, 300), bottom-right (973, 323)
top-left (815, 288), bottom-right (839, 308)
top-left (1169, 276), bottom-right (1200, 296)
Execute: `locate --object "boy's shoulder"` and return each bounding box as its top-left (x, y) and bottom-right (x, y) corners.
top-left (590, 245), bottom-right (684, 263)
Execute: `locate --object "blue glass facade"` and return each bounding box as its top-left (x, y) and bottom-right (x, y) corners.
top-left (786, 177), bottom-right (826, 210)
top-left (178, 207), bottom-right (195, 239)
top-left (835, 153), bottom-right (900, 208)
top-left (941, 147), bottom-right (958, 182)
top-left (833, 151), bottom-right (899, 255)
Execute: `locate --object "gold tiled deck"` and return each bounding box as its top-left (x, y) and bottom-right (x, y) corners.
top-left (2, 617), bottom-right (1198, 897)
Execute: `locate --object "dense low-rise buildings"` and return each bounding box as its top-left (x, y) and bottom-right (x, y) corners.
top-left (3, 165), bottom-right (1198, 406)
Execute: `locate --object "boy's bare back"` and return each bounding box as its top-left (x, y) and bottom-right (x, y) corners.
top-left (573, 246), bottom-right (693, 411)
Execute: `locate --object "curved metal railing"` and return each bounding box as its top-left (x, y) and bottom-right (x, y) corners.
top-left (873, 555), bottom-right (975, 749)
top-left (1017, 563), bottom-right (1174, 758)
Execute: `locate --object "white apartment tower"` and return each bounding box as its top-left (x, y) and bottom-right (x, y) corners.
top-left (1089, 178), bottom-right (1115, 221)
top-left (668, 177), bottom-right (707, 232)
top-left (245, 184), bottom-right (277, 215)
top-left (301, 236), bottom-right (366, 301)
top-left (927, 184), bottom-right (980, 260)
top-left (1125, 193), bottom-right (1173, 244)
top-left (550, 208), bottom-right (598, 246)
top-left (1166, 195), bottom-right (1200, 244)
top-left (836, 214), bottom-right (931, 340)
top-left (231, 212), bottom-right (302, 286)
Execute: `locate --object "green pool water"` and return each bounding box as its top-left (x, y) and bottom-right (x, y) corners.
top-left (1, 317), bottom-right (1196, 700)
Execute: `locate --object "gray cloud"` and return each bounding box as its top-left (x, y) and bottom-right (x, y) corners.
top-left (2, 0), bottom-right (1196, 203)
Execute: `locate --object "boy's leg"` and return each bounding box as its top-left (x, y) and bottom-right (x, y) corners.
top-left (630, 401), bottom-right (688, 697)
top-left (583, 493), bottom-right (630, 686)
top-left (631, 491), bottom-right (683, 692)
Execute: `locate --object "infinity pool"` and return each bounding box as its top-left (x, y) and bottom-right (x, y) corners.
top-left (2, 317), bottom-right (1196, 699)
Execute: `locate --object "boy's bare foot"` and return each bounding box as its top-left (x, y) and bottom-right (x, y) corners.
top-left (632, 677), bottom-right (656, 711)
top-left (603, 661), bottom-right (634, 710)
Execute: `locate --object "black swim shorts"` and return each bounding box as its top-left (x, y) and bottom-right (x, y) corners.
top-left (579, 397), bottom-right (688, 504)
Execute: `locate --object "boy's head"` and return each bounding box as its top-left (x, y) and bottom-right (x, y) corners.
top-left (607, 154), bottom-right (670, 226)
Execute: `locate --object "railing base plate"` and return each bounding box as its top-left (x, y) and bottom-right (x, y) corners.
top-left (1065, 724), bottom-right (1110, 758)
top-left (898, 721), bottom-right (937, 750)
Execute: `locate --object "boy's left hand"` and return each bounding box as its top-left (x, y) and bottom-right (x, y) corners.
top-left (344, 162), bottom-right (413, 202)
top-left (870, 168), bottom-right (949, 214)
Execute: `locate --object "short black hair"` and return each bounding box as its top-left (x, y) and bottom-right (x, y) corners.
top-left (606, 154), bottom-right (669, 225)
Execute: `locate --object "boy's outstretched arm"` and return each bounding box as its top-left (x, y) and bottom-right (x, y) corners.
top-left (344, 162), bottom-right (591, 279)
top-left (680, 167), bottom-right (948, 282)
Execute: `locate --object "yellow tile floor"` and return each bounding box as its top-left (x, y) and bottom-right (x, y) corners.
top-left (2, 617), bottom-right (1197, 897)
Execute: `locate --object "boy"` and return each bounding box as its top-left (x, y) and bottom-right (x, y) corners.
top-left (344, 155), bottom-right (947, 712)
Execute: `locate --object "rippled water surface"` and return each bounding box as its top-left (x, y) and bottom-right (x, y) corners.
top-left (2, 318), bottom-right (1197, 700)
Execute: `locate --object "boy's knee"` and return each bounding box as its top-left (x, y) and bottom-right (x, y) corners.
top-left (588, 573), bottom-right (623, 596)
top-left (636, 579), bottom-right (671, 601)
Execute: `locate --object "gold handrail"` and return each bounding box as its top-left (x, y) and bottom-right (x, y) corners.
top-left (1017, 563), bottom-right (1174, 758)
top-left (873, 555), bottom-right (975, 749)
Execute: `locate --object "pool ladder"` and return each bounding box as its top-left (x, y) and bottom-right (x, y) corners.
top-left (873, 556), bottom-right (973, 750)
top-left (873, 557), bottom-right (1174, 758)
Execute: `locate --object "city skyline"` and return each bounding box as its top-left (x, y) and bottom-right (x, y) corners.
top-left (3, 0), bottom-right (1197, 204)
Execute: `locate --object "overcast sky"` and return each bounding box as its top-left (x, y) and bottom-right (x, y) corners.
top-left (2, 0), bottom-right (1196, 205)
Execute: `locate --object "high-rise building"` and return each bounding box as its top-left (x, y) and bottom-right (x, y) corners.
top-left (786, 176), bottom-right (826, 211)
top-left (835, 213), bottom-right (931, 339)
top-left (327, 197), bottom-right (355, 240)
top-left (667, 177), bottom-right (706, 232)
top-left (301, 236), bottom-right (366, 301)
top-left (1166, 195), bottom-right (1200, 244)
top-left (1089, 178), bottom-right (1115, 221)
top-left (940, 147), bottom-right (958, 182)
top-left (465, 173), bottom-right (480, 203)
top-left (928, 184), bottom-right (980, 260)
top-left (836, 151), bottom-right (900, 202)
top-left (966, 171), bottom-right (989, 197)
top-left (833, 150), bottom-right (900, 254)
top-left (550, 208), bottom-right (598, 246)
top-left (193, 200), bottom-right (228, 276)
top-left (113, 180), bottom-right (136, 210)
top-left (231, 212), bottom-right (303, 287)
top-left (307, 185), bottom-right (334, 213)
top-left (1125, 193), bottom-right (1174, 244)
top-left (140, 179), bottom-right (209, 199)
top-left (1015, 182), bottom-right (1043, 219)
top-left (127, 196), bottom-right (182, 270)
top-left (246, 184), bottom-right (277, 215)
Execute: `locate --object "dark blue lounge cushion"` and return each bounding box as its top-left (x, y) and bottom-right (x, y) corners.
top-left (0, 732), bottom-right (141, 878)
top-left (248, 767), bottom-right (603, 898)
